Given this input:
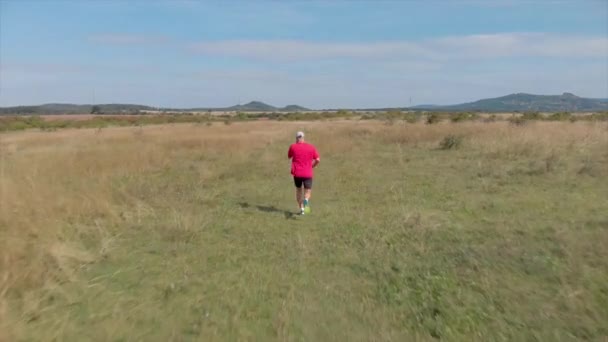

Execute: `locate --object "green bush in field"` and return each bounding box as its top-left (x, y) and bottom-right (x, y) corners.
top-left (509, 116), bottom-right (527, 126)
top-left (426, 113), bottom-right (442, 124)
top-left (335, 109), bottom-right (350, 117)
top-left (308, 112), bottom-right (322, 120)
top-left (91, 105), bottom-right (102, 114)
top-left (51, 121), bottom-right (72, 129)
top-left (236, 112), bottom-right (249, 120)
top-left (24, 115), bottom-right (44, 127)
top-left (439, 134), bottom-right (463, 150)
top-left (451, 112), bottom-right (478, 123)
top-left (404, 112), bottom-right (421, 123)
top-left (484, 114), bottom-right (498, 122)
top-left (588, 112), bottom-right (608, 121)
top-left (385, 110), bottom-right (402, 119)
top-left (378, 110), bottom-right (422, 124)
top-left (522, 112), bottom-right (544, 121)
top-left (547, 112), bottom-right (572, 121)
top-left (0, 116), bottom-right (39, 131)
top-left (6, 121), bottom-right (30, 131)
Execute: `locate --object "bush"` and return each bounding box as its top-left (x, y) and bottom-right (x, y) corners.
top-left (451, 112), bottom-right (478, 123)
top-left (521, 112), bottom-right (543, 121)
top-left (335, 109), bottom-right (351, 117)
top-left (385, 110), bottom-right (402, 119)
top-left (509, 116), bottom-right (527, 126)
top-left (588, 112), bottom-right (608, 121)
top-left (484, 114), bottom-right (498, 123)
top-left (439, 135), bottom-right (463, 150)
top-left (404, 113), bottom-right (421, 123)
top-left (236, 112), bottom-right (249, 120)
top-left (6, 121), bottom-right (29, 131)
top-left (426, 113), bottom-right (442, 124)
top-left (547, 112), bottom-right (572, 121)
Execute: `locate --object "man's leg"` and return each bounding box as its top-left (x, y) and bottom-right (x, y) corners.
top-left (296, 187), bottom-right (303, 210)
top-left (294, 177), bottom-right (304, 213)
top-left (303, 178), bottom-right (313, 213)
top-left (304, 189), bottom-right (312, 202)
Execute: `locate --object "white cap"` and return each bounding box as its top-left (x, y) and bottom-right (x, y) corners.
top-left (296, 131), bottom-right (305, 138)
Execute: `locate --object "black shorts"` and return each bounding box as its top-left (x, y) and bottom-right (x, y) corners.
top-left (293, 177), bottom-right (313, 189)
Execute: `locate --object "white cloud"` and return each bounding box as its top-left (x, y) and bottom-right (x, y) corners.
top-left (88, 32), bottom-right (607, 61)
top-left (188, 40), bottom-right (435, 62)
top-left (433, 33), bottom-right (608, 58)
top-left (188, 33), bottom-right (608, 61)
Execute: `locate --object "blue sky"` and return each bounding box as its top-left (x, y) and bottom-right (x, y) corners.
top-left (0, 0), bottom-right (606, 108)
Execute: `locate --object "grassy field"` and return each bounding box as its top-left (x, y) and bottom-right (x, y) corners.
top-left (1, 120), bottom-right (607, 341)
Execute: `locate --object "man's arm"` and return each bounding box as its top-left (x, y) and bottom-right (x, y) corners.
top-left (312, 158), bottom-right (320, 168)
top-left (287, 146), bottom-right (293, 159)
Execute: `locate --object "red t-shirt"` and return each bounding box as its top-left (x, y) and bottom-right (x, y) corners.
top-left (288, 142), bottom-right (320, 178)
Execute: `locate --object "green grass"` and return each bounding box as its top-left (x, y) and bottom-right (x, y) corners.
top-left (2, 121), bottom-right (608, 340)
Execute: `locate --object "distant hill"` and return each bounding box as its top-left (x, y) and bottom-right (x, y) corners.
top-left (414, 93), bottom-right (608, 112)
top-left (0, 103), bottom-right (155, 115)
top-left (224, 101), bottom-right (279, 112)
top-left (0, 101), bottom-right (310, 114)
top-left (222, 101), bottom-right (310, 112)
top-left (281, 105), bottom-right (308, 112)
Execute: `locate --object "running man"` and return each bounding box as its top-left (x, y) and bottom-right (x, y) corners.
top-left (288, 131), bottom-right (320, 215)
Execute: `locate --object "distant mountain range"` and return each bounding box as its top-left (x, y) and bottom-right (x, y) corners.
top-left (0, 101), bottom-right (311, 114)
top-left (1, 93), bottom-right (607, 114)
top-left (410, 93), bottom-right (608, 112)
top-left (0, 103), bottom-right (154, 115)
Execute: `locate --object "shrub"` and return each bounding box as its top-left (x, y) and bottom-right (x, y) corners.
top-left (509, 116), bottom-right (527, 126)
top-left (335, 109), bottom-right (350, 117)
top-left (451, 112), bottom-right (478, 123)
top-left (426, 113), bottom-right (442, 124)
top-left (404, 113), bottom-right (421, 123)
top-left (588, 112), bottom-right (608, 121)
top-left (547, 112), bottom-right (572, 121)
top-left (385, 110), bottom-right (402, 119)
top-left (439, 135), bottom-right (463, 150)
top-left (484, 114), bottom-right (498, 123)
top-left (521, 112), bottom-right (543, 121)
top-left (6, 121), bottom-right (29, 131)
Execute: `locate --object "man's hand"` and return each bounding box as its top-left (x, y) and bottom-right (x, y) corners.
top-left (312, 158), bottom-right (320, 168)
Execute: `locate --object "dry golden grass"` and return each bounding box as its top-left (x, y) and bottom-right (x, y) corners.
top-left (0, 122), bottom-right (315, 338)
top-left (1, 120), bottom-right (607, 340)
